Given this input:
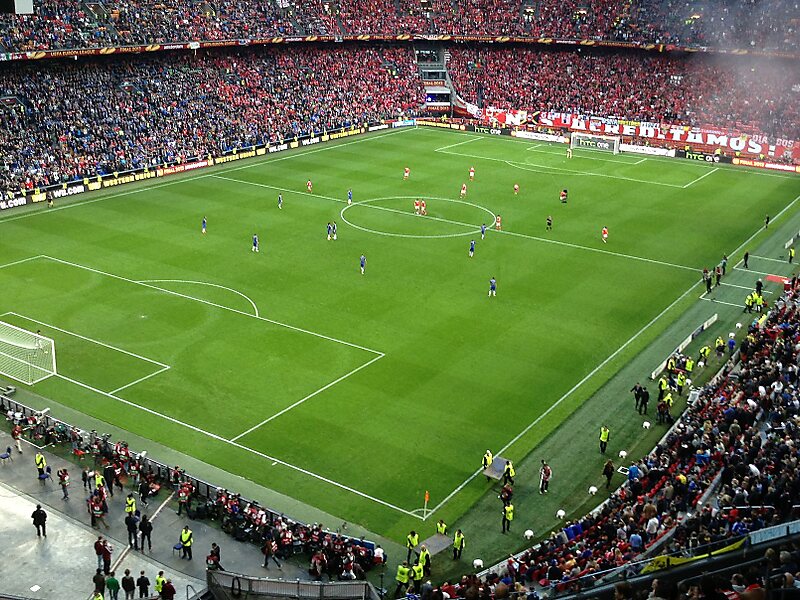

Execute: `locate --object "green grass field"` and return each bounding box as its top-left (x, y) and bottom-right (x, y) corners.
top-left (1, 126), bottom-right (799, 562)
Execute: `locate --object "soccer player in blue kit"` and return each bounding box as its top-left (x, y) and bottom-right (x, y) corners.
top-left (469, 240), bottom-right (475, 258)
top-left (481, 223), bottom-right (486, 240)
top-left (252, 234), bottom-right (259, 252)
top-left (488, 277), bottom-right (496, 297)
top-left (327, 222), bottom-right (333, 241)
top-left (277, 194), bottom-right (283, 209)
top-left (347, 189), bottom-right (353, 205)
top-left (201, 216), bottom-right (207, 234)
top-left (332, 221), bottom-right (337, 241)
top-left (360, 254), bottom-right (366, 275)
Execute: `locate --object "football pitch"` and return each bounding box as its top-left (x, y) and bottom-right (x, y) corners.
top-left (1, 126), bottom-right (799, 545)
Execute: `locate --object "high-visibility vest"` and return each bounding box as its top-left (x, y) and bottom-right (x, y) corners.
top-left (35, 453), bottom-right (46, 469)
top-left (677, 373), bottom-right (686, 387)
top-left (482, 451), bottom-right (492, 468)
top-left (658, 377), bottom-right (668, 390)
top-left (95, 473), bottom-right (105, 488)
top-left (419, 549), bottom-right (430, 567)
top-left (453, 532), bottom-right (465, 550)
top-left (504, 505), bottom-right (514, 521)
top-left (664, 393), bottom-right (674, 407)
top-left (395, 565), bottom-right (410, 583)
top-left (685, 358), bottom-right (694, 372)
top-left (406, 533), bottom-right (418, 549)
top-left (504, 463), bottom-right (515, 477)
top-left (181, 529), bottom-right (193, 547)
top-left (600, 427), bottom-right (610, 442)
top-left (436, 521), bottom-right (447, 535)
top-left (411, 564), bottom-right (424, 581)
top-left (155, 576), bottom-right (165, 593)
top-left (125, 497), bottom-right (136, 514)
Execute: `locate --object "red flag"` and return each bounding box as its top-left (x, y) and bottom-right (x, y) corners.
top-left (424, 490), bottom-right (430, 504)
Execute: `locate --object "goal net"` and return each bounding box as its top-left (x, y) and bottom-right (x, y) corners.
top-left (0, 321), bottom-right (56, 385)
top-left (570, 132), bottom-right (621, 154)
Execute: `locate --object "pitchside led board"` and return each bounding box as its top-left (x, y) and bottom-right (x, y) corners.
top-left (0, 0), bottom-right (33, 13)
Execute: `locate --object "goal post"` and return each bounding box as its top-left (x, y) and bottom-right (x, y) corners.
top-left (0, 321), bottom-right (56, 385)
top-left (570, 132), bottom-right (621, 154)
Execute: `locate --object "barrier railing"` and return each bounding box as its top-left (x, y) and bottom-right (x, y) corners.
top-left (206, 571), bottom-right (381, 600)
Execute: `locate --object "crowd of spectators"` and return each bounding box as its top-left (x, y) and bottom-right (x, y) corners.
top-left (447, 48), bottom-right (800, 139)
top-left (421, 281), bottom-right (800, 600)
top-left (0, 45), bottom-right (421, 191)
top-left (0, 0), bottom-right (797, 52)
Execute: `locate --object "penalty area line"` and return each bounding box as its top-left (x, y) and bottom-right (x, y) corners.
top-left (53, 371), bottom-right (421, 519)
top-left (230, 352), bottom-right (385, 442)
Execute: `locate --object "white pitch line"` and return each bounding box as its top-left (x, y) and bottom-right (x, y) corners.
top-left (734, 266), bottom-right (784, 277)
top-left (750, 255), bottom-right (790, 264)
top-left (52, 372), bottom-right (420, 518)
top-left (633, 158), bottom-right (648, 165)
top-left (6, 311), bottom-right (170, 368)
top-left (423, 274), bottom-right (705, 519)
top-left (434, 135), bottom-right (482, 152)
top-left (138, 279), bottom-right (260, 317)
top-left (434, 148), bottom-right (685, 188)
top-left (424, 191), bottom-right (800, 518)
top-left (699, 297), bottom-right (744, 308)
top-left (0, 128), bottom-right (413, 227)
top-left (213, 175), bottom-right (700, 273)
top-left (720, 282), bottom-right (773, 294)
top-left (109, 365), bottom-right (171, 395)
top-left (0, 254), bottom-right (46, 270)
top-left (38, 255), bottom-right (383, 356)
top-left (682, 167), bottom-right (719, 188)
top-left (230, 352), bottom-right (385, 442)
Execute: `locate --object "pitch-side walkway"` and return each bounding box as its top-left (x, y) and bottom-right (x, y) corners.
top-left (0, 430), bottom-right (309, 599)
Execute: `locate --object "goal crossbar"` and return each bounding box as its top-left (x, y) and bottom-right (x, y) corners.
top-left (569, 132), bottom-right (621, 154)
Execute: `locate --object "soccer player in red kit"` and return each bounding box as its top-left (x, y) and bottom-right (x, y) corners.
top-left (495, 215), bottom-right (502, 230)
top-left (513, 184), bottom-right (519, 195)
top-left (560, 189), bottom-right (568, 203)
top-left (460, 183), bottom-right (467, 198)
top-left (307, 179), bottom-right (313, 192)
top-left (420, 200), bottom-right (427, 216)
top-left (601, 226), bottom-right (608, 243)
top-left (469, 167), bottom-right (475, 181)
top-left (403, 167), bottom-right (410, 180)
top-left (414, 199), bottom-right (421, 215)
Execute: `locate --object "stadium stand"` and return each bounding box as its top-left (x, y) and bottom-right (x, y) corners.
top-left (0, 46), bottom-right (421, 191)
top-left (446, 48), bottom-right (800, 140)
top-left (0, 0), bottom-right (797, 51)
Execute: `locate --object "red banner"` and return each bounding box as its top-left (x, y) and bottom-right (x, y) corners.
top-left (535, 112), bottom-right (799, 162)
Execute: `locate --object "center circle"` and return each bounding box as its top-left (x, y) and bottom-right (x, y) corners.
top-left (340, 196), bottom-right (497, 239)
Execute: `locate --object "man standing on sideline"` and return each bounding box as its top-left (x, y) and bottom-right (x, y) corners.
top-left (34, 450), bottom-right (46, 477)
top-left (121, 569), bottom-right (136, 600)
top-left (57, 468), bottom-right (70, 499)
top-left (482, 449), bottom-right (493, 481)
top-left (31, 504), bottom-right (47, 537)
top-left (721, 255), bottom-right (728, 275)
top-left (599, 425), bottom-right (610, 454)
top-left (95, 536), bottom-right (105, 569)
top-left (603, 459), bottom-right (615, 489)
top-left (790, 248), bottom-right (795, 264)
top-left (125, 512), bottom-right (139, 550)
top-left (453, 530), bottom-right (465, 560)
top-left (630, 382), bottom-right (643, 412)
top-left (209, 543), bottom-right (224, 570)
top-left (394, 562), bottom-right (410, 598)
top-left (539, 460), bottom-right (552, 494)
top-left (502, 503), bottom-right (514, 533)
top-left (743, 251), bottom-right (749, 269)
top-left (639, 387), bottom-right (650, 415)
top-left (106, 571), bottom-right (120, 600)
top-left (502, 460), bottom-right (515, 485)
top-left (102, 539), bottom-right (113, 574)
top-left (136, 571), bottom-right (150, 599)
top-left (92, 570), bottom-right (106, 598)
top-left (180, 525), bottom-right (193, 560)
top-left (139, 515), bottom-right (153, 552)
top-left (11, 422), bottom-right (23, 453)
top-left (406, 530), bottom-right (419, 562)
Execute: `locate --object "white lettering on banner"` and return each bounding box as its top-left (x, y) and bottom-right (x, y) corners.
top-left (368, 124), bottom-right (389, 132)
top-left (268, 143), bottom-right (288, 153)
top-left (511, 131), bottom-right (568, 143)
top-left (300, 137), bottom-right (321, 146)
top-left (619, 144), bottom-right (675, 157)
top-left (0, 196), bottom-right (26, 210)
top-left (535, 111), bottom-right (799, 159)
top-left (51, 184), bottom-right (86, 198)
top-left (391, 120), bottom-right (416, 128)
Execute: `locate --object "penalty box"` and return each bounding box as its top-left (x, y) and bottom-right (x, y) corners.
top-left (0, 256), bottom-right (383, 440)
